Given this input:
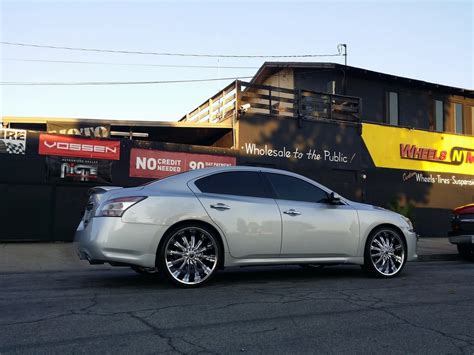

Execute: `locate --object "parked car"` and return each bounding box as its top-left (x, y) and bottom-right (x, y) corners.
top-left (75, 166), bottom-right (417, 287)
top-left (449, 203), bottom-right (474, 261)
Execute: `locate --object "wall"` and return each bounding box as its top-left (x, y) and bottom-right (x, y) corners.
top-left (237, 114), bottom-right (474, 237)
top-left (0, 131), bottom-right (236, 242)
top-left (292, 68), bottom-right (474, 134)
top-left (1, 115), bottom-right (473, 241)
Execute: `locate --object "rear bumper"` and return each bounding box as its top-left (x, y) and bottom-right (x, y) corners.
top-left (74, 217), bottom-right (168, 268)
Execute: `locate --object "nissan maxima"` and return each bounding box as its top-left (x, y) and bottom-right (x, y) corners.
top-left (75, 167), bottom-right (417, 287)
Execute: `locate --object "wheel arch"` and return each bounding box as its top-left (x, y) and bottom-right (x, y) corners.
top-left (365, 223), bottom-right (407, 252)
top-left (156, 219), bottom-right (226, 269)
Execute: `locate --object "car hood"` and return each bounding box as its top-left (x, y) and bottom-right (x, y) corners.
top-left (347, 200), bottom-right (385, 211)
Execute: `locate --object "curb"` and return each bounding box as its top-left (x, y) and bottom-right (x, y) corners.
top-left (417, 254), bottom-right (461, 262)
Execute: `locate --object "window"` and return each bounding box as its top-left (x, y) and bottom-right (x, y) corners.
top-left (387, 92), bottom-right (399, 126)
top-left (434, 100), bottom-right (444, 132)
top-left (471, 107), bottom-right (474, 135)
top-left (195, 171), bottom-right (268, 198)
top-left (326, 81), bottom-right (336, 94)
top-left (454, 103), bottom-right (463, 134)
top-left (265, 173), bottom-right (328, 203)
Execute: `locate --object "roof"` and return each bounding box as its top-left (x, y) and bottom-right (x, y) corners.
top-left (1, 116), bottom-right (232, 146)
top-left (251, 62), bottom-right (473, 97)
top-left (1, 116), bottom-right (231, 129)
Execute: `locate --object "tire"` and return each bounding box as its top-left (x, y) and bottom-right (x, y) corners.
top-left (131, 266), bottom-right (160, 275)
top-left (158, 223), bottom-right (221, 288)
top-left (457, 244), bottom-right (474, 261)
top-left (363, 227), bottom-right (407, 278)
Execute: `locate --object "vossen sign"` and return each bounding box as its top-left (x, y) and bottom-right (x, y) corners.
top-left (38, 134), bottom-right (120, 160)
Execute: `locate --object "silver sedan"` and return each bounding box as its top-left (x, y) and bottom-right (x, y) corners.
top-left (75, 166), bottom-right (417, 287)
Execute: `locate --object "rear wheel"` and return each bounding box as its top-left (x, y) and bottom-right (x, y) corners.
top-left (457, 244), bottom-right (474, 261)
top-left (363, 227), bottom-right (406, 278)
top-left (159, 224), bottom-right (221, 288)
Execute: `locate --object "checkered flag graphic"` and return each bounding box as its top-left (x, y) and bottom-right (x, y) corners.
top-left (5, 142), bottom-right (26, 155)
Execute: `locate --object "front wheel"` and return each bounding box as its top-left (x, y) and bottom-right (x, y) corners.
top-left (457, 244), bottom-right (474, 261)
top-left (158, 224), bottom-right (221, 288)
top-left (363, 227), bottom-right (407, 278)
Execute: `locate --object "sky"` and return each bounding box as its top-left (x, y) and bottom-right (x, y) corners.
top-left (0, 0), bottom-right (472, 122)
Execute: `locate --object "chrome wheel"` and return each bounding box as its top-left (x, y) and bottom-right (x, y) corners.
top-left (164, 226), bottom-right (219, 286)
top-left (369, 229), bottom-right (405, 276)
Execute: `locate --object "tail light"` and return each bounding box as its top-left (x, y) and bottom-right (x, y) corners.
top-left (96, 196), bottom-right (147, 217)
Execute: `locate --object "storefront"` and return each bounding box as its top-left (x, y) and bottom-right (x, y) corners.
top-left (1, 71), bottom-right (473, 241)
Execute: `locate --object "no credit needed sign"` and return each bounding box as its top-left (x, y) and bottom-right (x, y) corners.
top-left (129, 148), bottom-right (236, 179)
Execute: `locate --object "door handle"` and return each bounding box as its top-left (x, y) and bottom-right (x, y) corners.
top-left (210, 203), bottom-right (231, 211)
top-left (283, 209), bottom-right (301, 216)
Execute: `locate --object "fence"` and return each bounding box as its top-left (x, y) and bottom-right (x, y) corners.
top-left (180, 80), bottom-right (362, 124)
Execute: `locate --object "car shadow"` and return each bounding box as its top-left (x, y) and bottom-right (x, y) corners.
top-left (76, 264), bottom-right (370, 290)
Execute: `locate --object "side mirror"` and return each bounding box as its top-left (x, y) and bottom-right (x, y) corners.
top-left (326, 192), bottom-right (341, 205)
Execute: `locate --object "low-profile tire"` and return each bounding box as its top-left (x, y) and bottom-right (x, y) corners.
top-left (158, 223), bottom-right (221, 288)
top-left (457, 244), bottom-right (474, 261)
top-left (363, 226), bottom-right (407, 278)
top-left (131, 266), bottom-right (160, 275)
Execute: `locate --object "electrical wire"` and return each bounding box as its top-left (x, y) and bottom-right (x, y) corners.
top-left (0, 41), bottom-right (343, 58)
top-left (0, 76), bottom-right (254, 85)
top-left (2, 58), bottom-right (260, 69)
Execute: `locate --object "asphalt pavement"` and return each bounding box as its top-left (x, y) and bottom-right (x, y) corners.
top-left (1, 254), bottom-right (474, 354)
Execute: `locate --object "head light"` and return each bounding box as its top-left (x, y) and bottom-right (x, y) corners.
top-left (401, 215), bottom-right (414, 232)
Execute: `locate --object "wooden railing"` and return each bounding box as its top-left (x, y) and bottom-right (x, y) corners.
top-left (180, 80), bottom-right (361, 124)
top-left (181, 82), bottom-right (237, 125)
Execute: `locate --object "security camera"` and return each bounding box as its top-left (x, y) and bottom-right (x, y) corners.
top-left (239, 103), bottom-right (251, 113)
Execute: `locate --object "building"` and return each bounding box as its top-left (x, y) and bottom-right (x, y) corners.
top-left (246, 62), bottom-right (473, 134)
top-left (1, 62), bottom-right (473, 241)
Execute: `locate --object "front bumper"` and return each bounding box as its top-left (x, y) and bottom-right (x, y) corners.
top-left (405, 230), bottom-right (418, 261)
top-left (448, 231), bottom-right (474, 245)
top-left (74, 217), bottom-right (168, 268)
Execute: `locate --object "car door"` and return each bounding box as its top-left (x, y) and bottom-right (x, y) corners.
top-left (263, 172), bottom-right (359, 257)
top-left (190, 171), bottom-right (282, 259)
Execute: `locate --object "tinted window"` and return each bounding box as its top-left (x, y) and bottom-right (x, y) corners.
top-left (454, 103), bottom-right (463, 134)
top-left (195, 171), bottom-right (268, 198)
top-left (265, 173), bottom-right (328, 203)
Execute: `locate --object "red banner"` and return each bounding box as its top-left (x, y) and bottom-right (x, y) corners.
top-left (130, 148), bottom-right (236, 178)
top-left (38, 134), bottom-right (120, 160)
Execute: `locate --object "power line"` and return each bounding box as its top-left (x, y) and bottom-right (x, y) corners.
top-left (0, 76), bottom-right (254, 86)
top-left (2, 58), bottom-right (260, 69)
top-left (0, 41), bottom-right (343, 58)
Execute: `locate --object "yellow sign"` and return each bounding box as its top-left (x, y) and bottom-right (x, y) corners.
top-left (361, 123), bottom-right (474, 176)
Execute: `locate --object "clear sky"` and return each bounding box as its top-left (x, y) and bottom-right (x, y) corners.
top-left (0, 0), bottom-right (472, 122)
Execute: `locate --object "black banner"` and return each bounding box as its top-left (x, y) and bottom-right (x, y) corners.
top-left (46, 156), bottom-right (112, 183)
top-left (47, 121), bottom-right (110, 138)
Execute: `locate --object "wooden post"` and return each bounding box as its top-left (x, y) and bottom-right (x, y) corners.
top-left (233, 80), bottom-right (241, 149)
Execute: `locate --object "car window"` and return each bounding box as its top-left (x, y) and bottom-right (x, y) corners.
top-left (265, 173), bottom-right (328, 203)
top-left (195, 171), bottom-right (268, 198)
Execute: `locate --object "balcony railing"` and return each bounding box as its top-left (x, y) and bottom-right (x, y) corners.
top-left (180, 80), bottom-right (361, 124)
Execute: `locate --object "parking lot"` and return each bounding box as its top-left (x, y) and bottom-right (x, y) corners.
top-left (1, 243), bottom-right (473, 354)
